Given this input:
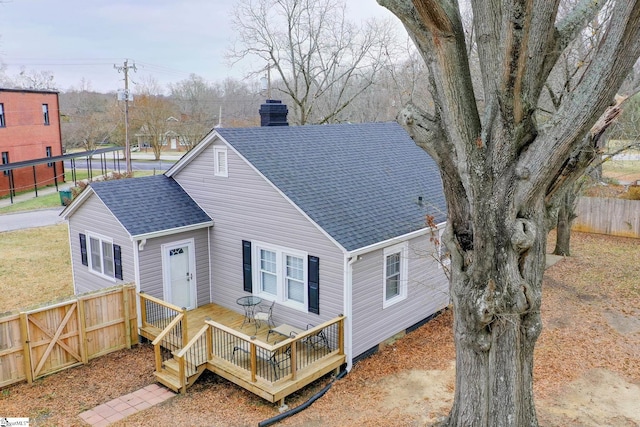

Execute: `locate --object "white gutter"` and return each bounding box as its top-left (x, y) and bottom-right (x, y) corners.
top-left (131, 221), bottom-right (214, 241)
top-left (347, 222), bottom-right (446, 258)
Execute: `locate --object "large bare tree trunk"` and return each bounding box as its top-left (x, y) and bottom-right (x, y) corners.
top-left (378, 1), bottom-right (640, 425)
top-left (445, 204), bottom-right (545, 425)
top-left (553, 190), bottom-right (577, 256)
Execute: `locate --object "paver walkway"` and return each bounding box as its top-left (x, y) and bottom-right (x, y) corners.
top-left (78, 384), bottom-right (175, 426)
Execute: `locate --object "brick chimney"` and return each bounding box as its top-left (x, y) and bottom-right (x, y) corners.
top-left (259, 100), bottom-right (289, 126)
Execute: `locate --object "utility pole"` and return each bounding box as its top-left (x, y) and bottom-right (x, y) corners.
top-left (114, 59), bottom-right (136, 174)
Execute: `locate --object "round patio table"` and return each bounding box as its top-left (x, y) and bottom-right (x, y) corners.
top-left (236, 295), bottom-right (263, 329)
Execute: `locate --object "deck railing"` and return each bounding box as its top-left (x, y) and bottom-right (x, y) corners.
top-left (139, 293), bottom-right (189, 372)
top-left (172, 325), bottom-right (210, 392)
top-left (207, 316), bottom-right (345, 384)
top-left (139, 292), bottom-right (188, 341)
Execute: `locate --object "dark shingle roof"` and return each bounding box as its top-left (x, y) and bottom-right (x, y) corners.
top-left (217, 122), bottom-right (447, 251)
top-left (90, 174), bottom-right (212, 237)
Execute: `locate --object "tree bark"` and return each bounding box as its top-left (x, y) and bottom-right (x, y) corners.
top-left (553, 190), bottom-right (576, 256)
top-left (379, 1), bottom-right (640, 426)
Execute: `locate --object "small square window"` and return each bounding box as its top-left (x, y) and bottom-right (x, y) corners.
top-left (42, 104), bottom-right (50, 125)
top-left (214, 146), bottom-right (228, 177)
top-left (0, 104), bottom-right (5, 127)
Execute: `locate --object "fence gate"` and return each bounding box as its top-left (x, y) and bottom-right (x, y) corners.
top-left (23, 301), bottom-right (85, 381)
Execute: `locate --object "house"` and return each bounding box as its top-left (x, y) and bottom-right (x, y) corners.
top-left (0, 88), bottom-right (64, 197)
top-left (62, 106), bottom-right (449, 400)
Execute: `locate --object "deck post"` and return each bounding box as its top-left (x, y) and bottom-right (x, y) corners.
top-left (290, 341), bottom-right (297, 381)
top-left (154, 343), bottom-right (162, 372)
top-left (205, 323), bottom-right (213, 360)
top-left (181, 307), bottom-right (188, 348)
top-left (338, 317), bottom-right (345, 355)
top-left (250, 338), bottom-right (257, 383)
top-left (178, 356), bottom-right (186, 394)
top-left (139, 292), bottom-right (148, 328)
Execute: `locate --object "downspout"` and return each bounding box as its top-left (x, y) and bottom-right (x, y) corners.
top-left (133, 238), bottom-right (142, 328)
top-left (344, 253), bottom-right (359, 372)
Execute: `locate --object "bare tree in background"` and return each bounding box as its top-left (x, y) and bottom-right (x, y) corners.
top-left (13, 67), bottom-right (57, 90)
top-left (229, 0), bottom-right (400, 125)
top-left (378, 0), bottom-right (640, 425)
top-left (60, 82), bottom-right (115, 151)
top-left (130, 79), bottom-right (178, 160)
top-left (170, 74), bottom-right (219, 151)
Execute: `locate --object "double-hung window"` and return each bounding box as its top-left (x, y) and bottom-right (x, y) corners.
top-left (88, 233), bottom-right (115, 280)
top-left (0, 103), bottom-right (5, 127)
top-left (42, 104), bottom-right (50, 125)
top-left (254, 243), bottom-right (307, 310)
top-left (383, 242), bottom-right (408, 308)
top-left (46, 146), bottom-right (53, 167)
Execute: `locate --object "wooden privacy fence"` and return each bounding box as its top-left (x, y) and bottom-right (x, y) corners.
top-left (0, 284), bottom-right (138, 389)
top-left (573, 197), bottom-right (640, 238)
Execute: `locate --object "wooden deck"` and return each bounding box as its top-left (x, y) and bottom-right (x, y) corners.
top-left (138, 297), bottom-right (346, 404)
top-left (140, 302), bottom-right (273, 343)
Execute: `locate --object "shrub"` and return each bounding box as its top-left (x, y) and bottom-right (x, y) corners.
top-left (621, 185), bottom-right (640, 200)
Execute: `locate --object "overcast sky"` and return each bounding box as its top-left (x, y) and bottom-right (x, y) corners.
top-left (0, 0), bottom-right (398, 94)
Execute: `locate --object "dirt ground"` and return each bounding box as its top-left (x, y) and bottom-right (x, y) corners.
top-left (0, 231), bottom-right (638, 426)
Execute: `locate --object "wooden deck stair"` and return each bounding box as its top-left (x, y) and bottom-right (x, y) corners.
top-left (155, 357), bottom-right (207, 393)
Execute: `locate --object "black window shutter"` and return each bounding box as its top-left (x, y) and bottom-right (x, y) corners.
top-left (113, 244), bottom-right (123, 280)
top-left (79, 233), bottom-right (88, 266)
top-left (308, 256), bottom-right (320, 315)
top-left (242, 240), bottom-right (252, 292)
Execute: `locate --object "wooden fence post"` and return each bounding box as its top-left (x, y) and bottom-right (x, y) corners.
top-left (19, 312), bottom-right (33, 384)
top-left (77, 296), bottom-right (89, 364)
top-left (123, 286), bottom-right (131, 349)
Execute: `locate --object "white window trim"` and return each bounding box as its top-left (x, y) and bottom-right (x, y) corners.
top-left (86, 231), bottom-right (116, 282)
top-left (214, 146), bottom-right (228, 177)
top-left (382, 241), bottom-right (408, 308)
top-left (252, 241), bottom-right (308, 312)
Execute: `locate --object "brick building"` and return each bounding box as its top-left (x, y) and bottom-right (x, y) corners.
top-left (0, 88), bottom-right (64, 197)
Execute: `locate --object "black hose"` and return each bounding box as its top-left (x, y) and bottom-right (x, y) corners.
top-left (258, 369), bottom-right (348, 427)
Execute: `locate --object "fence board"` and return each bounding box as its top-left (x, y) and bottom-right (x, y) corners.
top-left (573, 197), bottom-right (640, 238)
top-left (0, 314), bottom-right (26, 387)
top-left (0, 284), bottom-right (137, 389)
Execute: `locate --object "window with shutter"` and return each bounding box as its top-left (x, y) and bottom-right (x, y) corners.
top-left (114, 245), bottom-right (123, 280)
top-left (79, 233), bottom-right (88, 266)
top-left (242, 240), bottom-right (252, 292)
top-left (308, 256), bottom-right (320, 315)
top-left (85, 232), bottom-right (117, 281)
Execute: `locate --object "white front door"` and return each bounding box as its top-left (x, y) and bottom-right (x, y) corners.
top-left (163, 239), bottom-right (196, 310)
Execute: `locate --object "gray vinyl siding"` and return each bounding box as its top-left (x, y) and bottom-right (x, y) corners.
top-left (351, 233), bottom-right (450, 357)
top-left (67, 193), bottom-right (135, 294)
top-left (137, 229), bottom-right (210, 307)
top-left (173, 139), bottom-right (345, 327)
